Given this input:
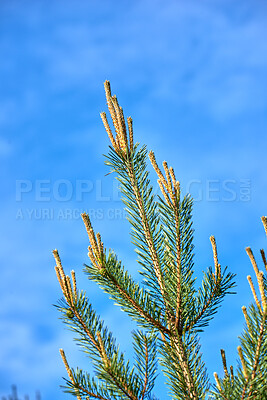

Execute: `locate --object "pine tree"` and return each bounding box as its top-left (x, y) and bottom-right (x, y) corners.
top-left (53, 81), bottom-right (267, 399)
top-left (1, 385), bottom-right (41, 400)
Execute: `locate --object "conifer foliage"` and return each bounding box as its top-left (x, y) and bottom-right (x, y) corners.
top-left (53, 82), bottom-right (267, 399)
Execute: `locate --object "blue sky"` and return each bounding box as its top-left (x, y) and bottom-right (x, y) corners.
top-left (0, 0), bottom-right (267, 398)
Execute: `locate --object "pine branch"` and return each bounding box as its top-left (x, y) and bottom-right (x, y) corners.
top-left (53, 251), bottom-right (147, 400)
top-left (155, 191), bottom-right (197, 328)
top-left (186, 265), bottom-right (236, 333)
top-left (212, 216), bottom-right (267, 399)
top-left (61, 368), bottom-right (118, 400)
top-left (81, 212), bottom-right (170, 335)
top-left (57, 296), bottom-right (142, 400)
top-left (147, 154), bottom-right (235, 398)
top-left (102, 81), bottom-right (170, 315)
top-left (149, 152), bottom-right (183, 330)
top-left (132, 330), bottom-right (158, 400)
top-left (105, 145), bottom-right (168, 307)
top-left (146, 157), bottom-right (208, 397)
top-left (148, 154), bottom-right (197, 334)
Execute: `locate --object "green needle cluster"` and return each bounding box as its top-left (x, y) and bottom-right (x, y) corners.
top-left (53, 82), bottom-right (267, 400)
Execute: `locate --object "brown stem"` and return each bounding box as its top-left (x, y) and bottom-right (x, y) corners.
top-left (126, 160), bottom-right (168, 309)
top-left (185, 280), bottom-right (219, 332)
top-left (247, 316), bottom-right (265, 398)
top-left (172, 335), bottom-right (198, 399)
top-left (107, 272), bottom-right (170, 335)
top-left (174, 200), bottom-right (182, 330)
top-left (140, 340), bottom-right (149, 400)
top-left (75, 384), bottom-right (109, 400)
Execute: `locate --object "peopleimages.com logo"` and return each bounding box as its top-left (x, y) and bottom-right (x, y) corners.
top-left (15, 178), bottom-right (251, 220)
top-left (15, 179), bottom-right (121, 202)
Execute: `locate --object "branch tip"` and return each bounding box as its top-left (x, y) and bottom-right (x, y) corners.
top-left (261, 216), bottom-right (267, 236)
top-left (214, 372), bottom-right (222, 392)
top-left (237, 346), bottom-right (249, 380)
top-left (247, 275), bottom-right (262, 313)
top-left (246, 247), bottom-right (259, 276)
